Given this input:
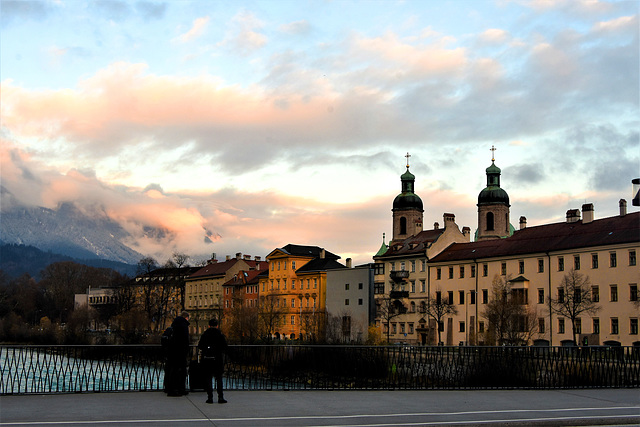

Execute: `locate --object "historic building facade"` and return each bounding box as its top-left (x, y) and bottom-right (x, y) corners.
top-left (260, 244), bottom-right (345, 340)
top-left (374, 153), bottom-right (639, 346)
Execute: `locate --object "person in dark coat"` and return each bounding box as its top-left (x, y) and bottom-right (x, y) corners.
top-left (197, 318), bottom-right (228, 403)
top-left (165, 311), bottom-right (190, 396)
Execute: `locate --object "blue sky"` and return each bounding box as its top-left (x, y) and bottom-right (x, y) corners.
top-left (1, 0), bottom-right (638, 265)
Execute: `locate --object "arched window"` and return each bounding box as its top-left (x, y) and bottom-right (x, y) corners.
top-left (486, 212), bottom-right (494, 231)
top-left (400, 217), bottom-right (407, 235)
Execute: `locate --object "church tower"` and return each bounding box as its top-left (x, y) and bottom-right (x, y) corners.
top-left (392, 153), bottom-right (424, 242)
top-left (477, 146), bottom-right (511, 241)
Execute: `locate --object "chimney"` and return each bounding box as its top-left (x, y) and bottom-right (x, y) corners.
top-left (346, 258), bottom-right (352, 268)
top-left (254, 256), bottom-right (261, 261)
top-left (620, 199), bottom-right (627, 216)
top-left (519, 216), bottom-right (527, 230)
top-left (320, 248), bottom-right (326, 259)
top-left (236, 252), bottom-right (242, 260)
top-left (434, 222), bottom-right (439, 230)
top-left (443, 213), bottom-right (455, 228)
top-left (566, 209), bottom-right (580, 223)
top-left (226, 255), bottom-right (231, 261)
top-left (244, 255), bottom-right (251, 260)
top-left (582, 203), bottom-right (594, 223)
top-left (462, 226), bottom-right (470, 237)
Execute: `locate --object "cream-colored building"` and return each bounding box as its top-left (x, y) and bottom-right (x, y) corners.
top-left (374, 156), bottom-right (639, 346)
top-left (185, 253), bottom-right (266, 335)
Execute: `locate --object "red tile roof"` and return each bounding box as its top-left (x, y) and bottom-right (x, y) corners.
top-left (429, 212), bottom-right (640, 263)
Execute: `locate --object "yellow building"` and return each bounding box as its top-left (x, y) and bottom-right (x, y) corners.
top-left (374, 154), bottom-right (639, 347)
top-left (260, 244), bottom-right (345, 341)
top-left (185, 253), bottom-right (265, 335)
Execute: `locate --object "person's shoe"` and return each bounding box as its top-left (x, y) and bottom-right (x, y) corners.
top-left (218, 398), bottom-right (227, 404)
top-left (206, 398), bottom-right (214, 404)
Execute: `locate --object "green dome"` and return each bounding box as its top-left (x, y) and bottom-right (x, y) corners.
top-left (393, 166), bottom-right (423, 211)
top-left (478, 187), bottom-right (510, 205)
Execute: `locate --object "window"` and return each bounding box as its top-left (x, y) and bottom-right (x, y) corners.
top-left (437, 268), bottom-right (442, 280)
top-left (630, 250), bottom-right (637, 266)
top-left (501, 262), bottom-right (507, 276)
top-left (420, 279), bottom-right (426, 293)
top-left (400, 261), bottom-right (406, 271)
top-left (538, 259), bottom-right (544, 273)
top-left (611, 318), bottom-right (619, 335)
top-left (374, 283), bottom-right (385, 294)
top-left (631, 284), bottom-right (638, 302)
top-left (482, 289), bottom-right (488, 304)
top-left (421, 259), bottom-right (426, 271)
top-left (291, 299), bottom-right (295, 308)
top-left (538, 289), bottom-right (544, 304)
top-left (593, 318), bottom-right (600, 334)
top-left (486, 212), bottom-right (495, 231)
top-left (558, 256), bottom-right (565, 271)
top-left (538, 318), bottom-right (545, 334)
top-left (459, 291), bottom-right (465, 305)
top-left (591, 286), bottom-right (599, 302)
top-left (400, 323), bottom-right (405, 334)
top-left (283, 261), bottom-right (287, 270)
top-left (558, 287), bottom-right (565, 303)
top-left (436, 291), bottom-right (442, 304)
top-left (411, 260), bottom-right (416, 272)
top-left (519, 260), bottom-right (525, 274)
top-left (409, 323), bottom-right (414, 334)
top-left (470, 291), bottom-right (476, 304)
top-left (631, 318), bottom-right (638, 335)
top-left (345, 283), bottom-right (350, 291)
top-left (292, 279), bottom-right (296, 290)
top-left (459, 266), bottom-right (465, 278)
top-left (483, 264), bottom-right (488, 277)
top-left (345, 299), bottom-right (349, 306)
top-left (358, 298), bottom-right (363, 305)
top-left (459, 322), bottom-right (465, 333)
top-left (410, 301), bottom-right (416, 312)
top-left (313, 278), bottom-right (317, 289)
top-left (359, 282), bottom-right (363, 290)
top-left (374, 263), bottom-right (384, 275)
top-left (400, 217), bottom-right (407, 235)
top-left (448, 267), bottom-right (454, 279)
top-left (471, 265), bottom-right (476, 278)
top-left (592, 254), bottom-right (599, 269)
top-left (574, 255), bottom-right (580, 270)
top-left (575, 318), bottom-right (582, 334)
top-left (558, 318), bottom-right (565, 334)
top-left (479, 321), bottom-right (485, 333)
top-left (283, 279), bottom-right (287, 289)
top-left (610, 252), bottom-right (617, 268)
top-left (291, 316), bottom-right (295, 325)
top-left (448, 291), bottom-right (454, 305)
top-left (610, 285), bottom-right (618, 302)
top-left (292, 261), bottom-right (296, 270)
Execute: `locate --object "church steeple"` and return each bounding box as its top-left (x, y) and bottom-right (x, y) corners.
top-left (392, 153), bottom-right (424, 241)
top-left (477, 146), bottom-right (511, 241)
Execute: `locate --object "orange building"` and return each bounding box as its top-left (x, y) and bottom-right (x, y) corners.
top-left (260, 244), bottom-right (345, 341)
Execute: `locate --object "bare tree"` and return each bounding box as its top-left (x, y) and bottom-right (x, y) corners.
top-left (258, 294), bottom-right (283, 340)
top-left (172, 252), bottom-right (190, 268)
top-left (548, 269), bottom-right (600, 345)
top-left (483, 275), bottom-right (537, 345)
top-left (376, 294), bottom-right (407, 343)
top-left (424, 292), bottom-right (458, 345)
top-left (136, 257), bottom-right (158, 323)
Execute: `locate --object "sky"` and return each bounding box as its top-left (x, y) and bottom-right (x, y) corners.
top-left (1, 0), bottom-right (638, 266)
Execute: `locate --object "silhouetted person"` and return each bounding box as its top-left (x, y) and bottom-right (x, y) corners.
top-left (165, 311), bottom-right (190, 396)
top-left (197, 318), bottom-right (228, 403)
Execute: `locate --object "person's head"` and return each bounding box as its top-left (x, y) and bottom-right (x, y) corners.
top-left (181, 311), bottom-right (190, 320)
top-left (208, 318), bottom-right (218, 328)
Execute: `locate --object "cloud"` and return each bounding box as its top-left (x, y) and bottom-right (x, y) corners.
top-left (175, 16), bottom-right (210, 43)
top-left (0, 0), bottom-right (54, 27)
top-left (217, 10), bottom-right (267, 55)
top-left (279, 20), bottom-right (311, 35)
top-left (135, 1), bottom-right (167, 20)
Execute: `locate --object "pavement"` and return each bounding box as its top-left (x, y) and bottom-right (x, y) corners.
top-left (0, 389), bottom-right (639, 426)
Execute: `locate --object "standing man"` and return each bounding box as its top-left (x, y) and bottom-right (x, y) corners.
top-left (165, 311), bottom-right (190, 396)
top-left (198, 318), bottom-right (228, 404)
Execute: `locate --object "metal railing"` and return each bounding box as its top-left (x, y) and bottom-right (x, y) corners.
top-left (1, 345), bottom-right (638, 394)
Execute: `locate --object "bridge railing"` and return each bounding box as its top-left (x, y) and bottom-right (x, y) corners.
top-left (1, 345), bottom-right (638, 394)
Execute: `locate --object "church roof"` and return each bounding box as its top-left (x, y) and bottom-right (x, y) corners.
top-left (375, 228), bottom-right (444, 259)
top-left (429, 211), bottom-right (640, 263)
top-left (295, 257), bottom-right (345, 273)
top-left (267, 244), bottom-right (340, 260)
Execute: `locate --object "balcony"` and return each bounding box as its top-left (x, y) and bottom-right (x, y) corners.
top-left (390, 270), bottom-right (410, 282)
top-left (389, 290), bottom-right (410, 299)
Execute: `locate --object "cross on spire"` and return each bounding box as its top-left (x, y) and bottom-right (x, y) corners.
top-left (405, 152), bottom-right (411, 169)
top-left (490, 145), bottom-right (497, 162)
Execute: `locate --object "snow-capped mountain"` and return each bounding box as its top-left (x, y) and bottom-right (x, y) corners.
top-left (0, 186), bottom-right (144, 265)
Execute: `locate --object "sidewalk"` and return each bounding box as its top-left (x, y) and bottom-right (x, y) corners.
top-left (1, 389), bottom-right (639, 426)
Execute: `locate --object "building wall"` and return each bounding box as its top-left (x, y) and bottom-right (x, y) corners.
top-left (326, 264), bottom-right (375, 343)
